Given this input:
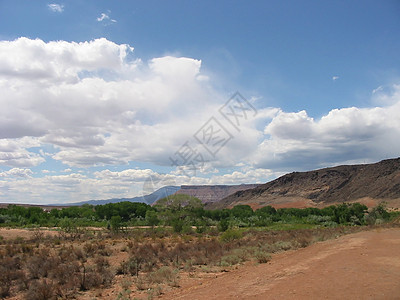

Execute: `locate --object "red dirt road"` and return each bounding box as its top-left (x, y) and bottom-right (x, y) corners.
top-left (162, 228), bottom-right (400, 300)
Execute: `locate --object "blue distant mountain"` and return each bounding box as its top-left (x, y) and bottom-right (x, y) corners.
top-left (66, 186), bottom-right (181, 206)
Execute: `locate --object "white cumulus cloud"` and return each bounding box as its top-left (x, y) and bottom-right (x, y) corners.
top-left (252, 88), bottom-right (400, 170)
top-left (1, 37), bottom-right (400, 203)
top-left (0, 168), bottom-right (33, 178)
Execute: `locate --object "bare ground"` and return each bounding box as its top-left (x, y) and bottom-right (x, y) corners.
top-left (161, 228), bottom-right (400, 300)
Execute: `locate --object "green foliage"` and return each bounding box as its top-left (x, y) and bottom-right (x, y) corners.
top-left (255, 205), bottom-right (277, 216)
top-left (255, 250), bottom-right (271, 263)
top-left (110, 216), bottom-right (122, 233)
top-left (217, 219), bottom-right (229, 232)
top-left (0, 201), bottom-right (392, 231)
top-left (171, 218), bottom-right (184, 233)
top-left (365, 202), bottom-right (390, 225)
top-left (155, 194), bottom-right (203, 212)
top-left (59, 217), bottom-right (77, 233)
top-left (220, 229), bottom-right (243, 243)
top-left (95, 202), bottom-right (151, 221)
top-left (230, 205), bottom-right (254, 219)
top-left (145, 210), bottom-right (160, 227)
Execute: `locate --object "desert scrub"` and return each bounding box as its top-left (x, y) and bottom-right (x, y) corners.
top-left (220, 253), bottom-right (243, 266)
top-left (25, 278), bottom-right (57, 300)
top-left (147, 285), bottom-right (163, 299)
top-left (255, 250), bottom-right (271, 263)
top-left (134, 275), bottom-right (149, 291)
top-left (147, 266), bottom-right (179, 287)
top-left (220, 229), bottom-right (243, 243)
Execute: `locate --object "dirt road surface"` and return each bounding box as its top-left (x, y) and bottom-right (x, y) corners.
top-left (161, 228), bottom-right (400, 300)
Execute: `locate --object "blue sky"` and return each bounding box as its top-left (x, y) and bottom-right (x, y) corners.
top-left (0, 1), bottom-right (400, 204)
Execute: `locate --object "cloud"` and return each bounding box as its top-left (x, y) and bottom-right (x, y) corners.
top-left (97, 12), bottom-right (117, 24)
top-left (372, 85), bottom-right (383, 94)
top-left (0, 37), bottom-right (231, 170)
top-left (0, 168), bottom-right (33, 178)
top-left (1, 37), bottom-right (400, 203)
top-left (252, 90), bottom-right (400, 170)
top-left (0, 37), bottom-right (133, 83)
top-left (0, 165), bottom-right (276, 204)
top-left (47, 3), bottom-right (64, 13)
top-left (0, 138), bottom-right (45, 167)
top-left (97, 13), bottom-right (109, 22)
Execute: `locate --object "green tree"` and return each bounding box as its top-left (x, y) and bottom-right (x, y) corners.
top-left (110, 215), bottom-right (122, 233)
top-left (230, 205), bottom-right (254, 219)
top-left (171, 218), bottom-right (184, 233)
top-left (217, 219), bottom-right (229, 232)
top-left (155, 194), bottom-right (203, 212)
top-left (145, 210), bottom-right (160, 228)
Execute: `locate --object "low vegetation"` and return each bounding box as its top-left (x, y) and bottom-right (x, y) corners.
top-left (0, 196), bottom-right (398, 299)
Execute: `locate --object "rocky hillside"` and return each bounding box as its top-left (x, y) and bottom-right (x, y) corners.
top-left (175, 184), bottom-right (259, 204)
top-left (210, 158), bottom-right (400, 209)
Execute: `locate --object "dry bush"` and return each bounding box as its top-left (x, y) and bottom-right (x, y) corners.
top-left (26, 249), bottom-right (60, 279)
top-left (83, 241), bottom-right (112, 257)
top-left (255, 250), bottom-right (271, 263)
top-left (134, 275), bottom-right (149, 291)
top-left (129, 243), bottom-right (159, 274)
top-left (97, 242), bottom-right (113, 256)
top-left (49, 261), bottom-right (80, 285)
top-left (32, 228), bottom-right (45, 242)
top-left (0, 272), bottom-right (12, 298)
top-left (80, 265), bottom-right (103, 291)
top-left (0, 256), bottom-right (25, 296)
top-left (58, 246), bottom-right (76, 263)
top-left (147, 285), bottom-right (163, 298)
top-left (20, 243), bottom-right (34, 254)
top-left (168, 242), bottom-right (190, 266)
top-left (5, 243), bottom-right (20, 257)
top-left (26, 278), bottom-right (56, 300)
top-left (82, 261), bottom-right (114, 291)
top-left (94, 255), bottom-right (110, 269)
top-left (146, 266), bottom-right (179, 287)
top-left (73, 246), bottom-right (87, 262)
top-left (220, 253), bottom-right (242, 266)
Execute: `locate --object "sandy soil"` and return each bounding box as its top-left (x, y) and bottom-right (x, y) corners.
top-left (161, 228), bottom-right (400, 300)
top-left (0, 227), bottom-right (60, 240)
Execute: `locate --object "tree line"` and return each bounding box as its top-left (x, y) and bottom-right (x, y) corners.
top-left (0, 194), bottom-right (393, 231)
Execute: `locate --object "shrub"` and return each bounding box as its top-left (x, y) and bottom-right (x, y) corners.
top-left (220, 254), bottom-right (242, 266)
top-left (110, 216), bottom-right (122, 233)
top-left (171, 219), bottom-right (184, 233)
top-left (26, 250), bottom-right (59, 279)
top-left (26, 279), bottom-right (56, 300)
top-left (255, 250), bottom-right (271, 263)
top-left (134, 276), bottom-right (148, 290)
top-left (217, 219), bottom-right (229, 232)
top-left (272, 241), bottom-right (293, 251)
top-left (147, 266), bottom-right (179, 287)
top-left (220, 229), bottom-right (242, 243)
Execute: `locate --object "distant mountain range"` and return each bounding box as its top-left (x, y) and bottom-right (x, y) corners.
top-left (65, 186), bottom-right (180, 206)
top-left (64, 184), bottom-right (260, 206)
top-left (210, 157), bottom-right (400, 210)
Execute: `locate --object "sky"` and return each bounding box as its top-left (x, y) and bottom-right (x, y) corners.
top-left (0, 0), bottom-right (400, 204)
